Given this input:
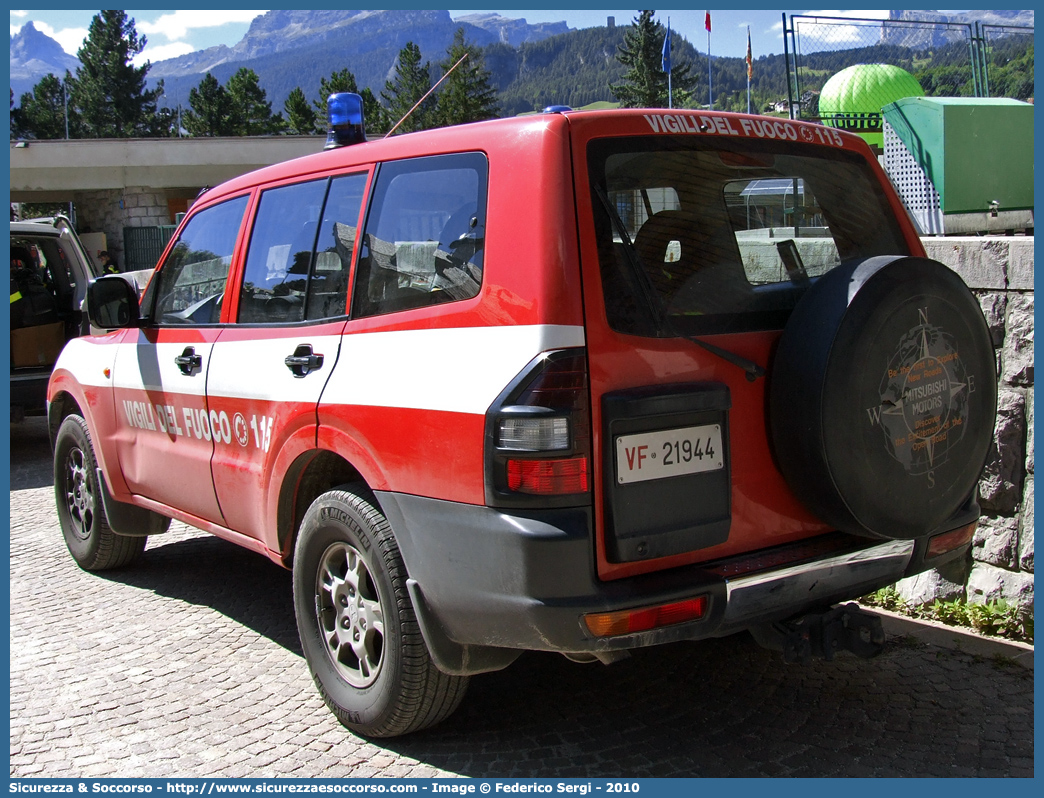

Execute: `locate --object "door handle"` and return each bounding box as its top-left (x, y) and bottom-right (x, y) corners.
top-left (284, 344), bottom-right (324, 378)
top-left (174, 346), bottom-right (203, 376)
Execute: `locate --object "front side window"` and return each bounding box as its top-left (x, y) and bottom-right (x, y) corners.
top-left (150, 196), bottom-right (249, 325)
top-left (352, 153), bottom-right (487, 318)
top-left (589, 136), bottom-right (910, 336)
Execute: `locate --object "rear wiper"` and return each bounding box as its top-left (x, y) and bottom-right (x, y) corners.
top-left (593, 185), bottom-right (766, 382)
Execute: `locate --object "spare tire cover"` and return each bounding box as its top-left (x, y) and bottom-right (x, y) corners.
top-left (769, 256), bottom-right (997, 540)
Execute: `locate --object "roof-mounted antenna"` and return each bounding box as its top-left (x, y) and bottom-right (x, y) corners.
top-left (384, 53), bottom-right (469, 138)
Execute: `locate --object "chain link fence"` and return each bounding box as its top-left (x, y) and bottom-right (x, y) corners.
top-left (782, 15), bottom-right (1033, 124)
top-left (980, 24), bottom-right (1035, 100)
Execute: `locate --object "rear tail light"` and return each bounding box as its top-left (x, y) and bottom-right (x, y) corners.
top-left (583, 596), bottom-right (708, 637)
top-left (507, 457), bottom-right (588, 494)
top-left (485, 348), bottom-right (591, 507)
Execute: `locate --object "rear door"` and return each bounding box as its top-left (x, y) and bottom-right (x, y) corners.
top-left (207, 171), bottom-right (369, 546)
top-left (570, 112), bottom-right (915, 579)
top-left (110, 195), bottom-right (249, 523)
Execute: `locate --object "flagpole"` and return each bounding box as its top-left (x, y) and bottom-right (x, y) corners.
top-left (746, 26), bottom-right (752, 115)
top-left (666, 17), bottom-right (672, 108)
top-left (706, 12), bottom-right (712, 109)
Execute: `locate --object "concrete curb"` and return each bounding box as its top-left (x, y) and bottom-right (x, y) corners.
top-left (863, 606), bottom-right (1034, 669)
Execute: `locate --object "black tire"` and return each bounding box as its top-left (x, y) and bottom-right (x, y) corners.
top-left (292, 485), bottom-right (469, 737)
top-left (53, 414), bottom-right (147, 570)
top-left (769, 256), bottom-right (997, 540)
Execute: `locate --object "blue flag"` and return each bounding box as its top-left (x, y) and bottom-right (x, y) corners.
top-left (661, 19), bottom-right (671, 73)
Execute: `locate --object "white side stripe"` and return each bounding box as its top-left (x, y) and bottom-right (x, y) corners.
top-left (206, 335), bottom-right (344, 403)
top-left (57, 325), bottom-right (586, 417)
top-left (322, 324), bottom-right (585, 415)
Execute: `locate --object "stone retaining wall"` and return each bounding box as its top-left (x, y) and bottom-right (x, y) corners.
top-left (895, 236), bottom-right (1034, 613)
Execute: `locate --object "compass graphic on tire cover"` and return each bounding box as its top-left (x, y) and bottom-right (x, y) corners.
top-left (867, 309), bottom-right (971, 478)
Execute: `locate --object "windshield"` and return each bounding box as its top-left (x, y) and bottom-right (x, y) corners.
top-left (588, 135), bottom-right (911, 336)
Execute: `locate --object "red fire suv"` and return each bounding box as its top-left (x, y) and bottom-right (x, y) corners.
top-left (49, 97), bottom-right (996, 738)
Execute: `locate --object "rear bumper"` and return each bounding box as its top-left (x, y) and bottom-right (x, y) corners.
top-left (715, 539), bottom-right (913, 636)
top-left (378, 492), bottom-right (932, 670)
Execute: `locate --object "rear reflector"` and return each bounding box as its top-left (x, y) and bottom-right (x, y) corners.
top-left (926, 521), bottom-right (977, 559)
top-left (584, 596), bottom-right (708, 637)
top-left (507, 457), bottom-right (588, 495)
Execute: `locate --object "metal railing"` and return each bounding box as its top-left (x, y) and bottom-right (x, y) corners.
top-left (123, 224), bottom-right (177, 271)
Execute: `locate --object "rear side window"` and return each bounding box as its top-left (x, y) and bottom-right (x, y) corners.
top-left (588, 137), bottom-right (910, 336)
top-left (150, 196), bottom-right (249, 325)
top-left (238, 173), bottom-right (367, 324)
top-left (352, 152), bottom-right (487, 318)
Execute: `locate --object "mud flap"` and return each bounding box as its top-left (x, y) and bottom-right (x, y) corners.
top-left (95, 468), bottom-right (170, 537)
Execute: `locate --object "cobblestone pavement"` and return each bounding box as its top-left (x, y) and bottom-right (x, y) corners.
top-left (9, 419), bottom-right (1034, 778)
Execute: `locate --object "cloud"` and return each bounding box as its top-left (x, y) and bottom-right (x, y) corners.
top-left (138, 10), bottom-right (264, 41)
top-left (11, 10), bottom-right (28, 18)
top-left (132, 41), bottom-right (198, 67)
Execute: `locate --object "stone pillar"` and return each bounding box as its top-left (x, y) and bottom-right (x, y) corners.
top-left (895, 237), bottom-right (1034, 613)
top-left (73, 188), bottom-right (124, 264)
top-left (73, 186), bottom-right (172, 268)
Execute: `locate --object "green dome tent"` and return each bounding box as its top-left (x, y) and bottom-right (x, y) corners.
top-left (818, 64), bottom-right (925, 148)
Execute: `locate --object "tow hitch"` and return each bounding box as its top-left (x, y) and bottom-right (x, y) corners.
top-left (750, 603), bottom-right (886, 663)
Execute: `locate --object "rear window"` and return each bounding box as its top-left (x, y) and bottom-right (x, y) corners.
top-left (588, 136), bottom-right (911, 336)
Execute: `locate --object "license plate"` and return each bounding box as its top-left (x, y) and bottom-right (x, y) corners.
top-left (615, 424), bottom-right (724, 485)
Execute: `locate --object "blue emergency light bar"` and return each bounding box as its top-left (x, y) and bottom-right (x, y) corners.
top-left (325, 92), bottom-right (366, 150)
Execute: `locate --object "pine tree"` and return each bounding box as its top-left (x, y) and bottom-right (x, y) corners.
top-left (284, 87), bottom-right (317, 135)
top-left (360, 88), bottom-right (386, 135)
top-left (610, 10), bottom-right (697, 108)
top-left (182, 73), bottom-right (235, 137)
top-left (16, 73), bottom-right (73, 139)
top-left (435, 29), bottom-right (500, 127)
top-left (226, 68), bottom-right (283, 134)
top-left (65, 10), bottom-right (164, 137)
top-left (152, 105), bottom-right (181, 137)
top-left (382, 42), bottom-right (436, 134)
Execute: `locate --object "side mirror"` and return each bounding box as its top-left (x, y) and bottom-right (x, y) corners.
top-left (87, 275), bottom-right (140, 330)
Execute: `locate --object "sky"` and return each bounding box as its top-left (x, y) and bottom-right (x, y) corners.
top-left (9, 7), bottom-right (930, 66)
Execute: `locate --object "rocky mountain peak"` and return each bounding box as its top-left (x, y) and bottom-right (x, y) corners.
top-left (11, 21), bottom-right (77, 65)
